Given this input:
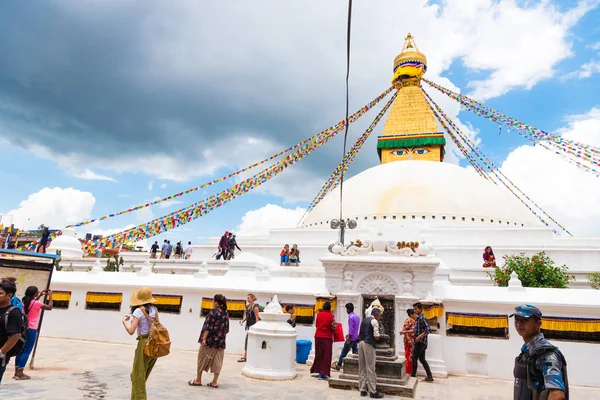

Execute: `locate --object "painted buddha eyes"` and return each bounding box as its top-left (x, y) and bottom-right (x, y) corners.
top-left (390, 148), bottom-right (429, 156)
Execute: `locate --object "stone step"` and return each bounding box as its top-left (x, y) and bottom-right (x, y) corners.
top-left (341, 357), bottom-right (406, 378)
top-left (339, 373), bottom-right (409, 386)
top-left (329, 376), bottom-right (418, 398)
top-left (345, 353), bottom-right (399, 363)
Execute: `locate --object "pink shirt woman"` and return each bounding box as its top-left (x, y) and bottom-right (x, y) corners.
top-left (15, 286), bottom-right (53, 379)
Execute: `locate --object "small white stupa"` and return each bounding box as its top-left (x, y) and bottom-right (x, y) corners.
top-left (50, 228), bottom-right (84, 258)
top-left (241, 295), bottom-right (298, 380)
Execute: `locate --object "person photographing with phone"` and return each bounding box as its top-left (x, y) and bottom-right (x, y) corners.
top-left (13, 286), bottom-right (53, 380)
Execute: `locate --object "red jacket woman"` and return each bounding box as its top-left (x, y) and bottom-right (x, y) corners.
top-left (310, 302), bottom-right (336, 379)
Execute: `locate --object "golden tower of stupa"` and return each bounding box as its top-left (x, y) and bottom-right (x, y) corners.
top-left (377, 33), bottom-right (445, 164)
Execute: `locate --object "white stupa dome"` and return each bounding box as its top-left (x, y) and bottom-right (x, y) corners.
top-left (51, 228), bottom-right (84, 257)
top-left (301, 161), bottom-right (540, 229)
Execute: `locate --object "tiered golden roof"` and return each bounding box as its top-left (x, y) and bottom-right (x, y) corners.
top-left (377, 33), bottom-right (445, 164)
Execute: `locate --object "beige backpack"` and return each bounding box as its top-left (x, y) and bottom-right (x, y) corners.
top-left (140, 307), bottom-right (171, 358)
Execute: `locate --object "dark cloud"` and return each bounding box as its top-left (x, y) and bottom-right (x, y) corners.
top-left (0, 2), bottom-right (378, 170)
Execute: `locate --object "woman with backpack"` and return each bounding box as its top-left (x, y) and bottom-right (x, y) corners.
top-left (122, 288), bottom-right (160, 400)
top-left (189, 294), bottom-right (229, 388)
top-left (14, 286), bottom-right (53, 380)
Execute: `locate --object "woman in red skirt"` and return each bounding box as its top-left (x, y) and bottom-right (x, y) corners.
top-left (310, 301), bottom-right (336, 380)
top-left (400, 308), bottom-right (415, 374)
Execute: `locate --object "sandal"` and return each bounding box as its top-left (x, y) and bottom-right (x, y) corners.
top-left (15, 375), bottom-right (31, 380)
top-left (237, 357), bottom-right (246, 362)
top-left (207, 382), bottom-right (219, 388)
top-left (188, 380), bottom-right (203, 386)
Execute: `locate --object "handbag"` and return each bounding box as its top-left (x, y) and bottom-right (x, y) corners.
top-left (333, 322), bottom-right (345, 342)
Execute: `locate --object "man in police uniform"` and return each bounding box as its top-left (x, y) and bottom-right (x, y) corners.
top-left (511, 304), bottom-right (568, 400)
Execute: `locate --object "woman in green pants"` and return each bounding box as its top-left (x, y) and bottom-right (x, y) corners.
top-left (122, 288), bottom-right (159, 400)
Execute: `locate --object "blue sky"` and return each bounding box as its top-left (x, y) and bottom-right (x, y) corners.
top-left (1, 0), bottom-right (600, 243)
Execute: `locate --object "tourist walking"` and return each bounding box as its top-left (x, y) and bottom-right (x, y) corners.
top-left (289, 244), bottom-right (300, 266)
top-left (122, 288), bottom-right (160, 400)
top-left (511, 304), bottom-right (568, 400)
top-left (184, 241), bottom-right (193, 259)
top-left (189, 294), bottom-right (229, 389)
top-left (165, 240), bottom-right (173, 259)
top-left (411, 302), bottom-right (433, 381)
top-left (14, 286), bottom-right (53, 379)
top-left (216, 231), bottom-right (229, 260)
top-left (0, 278), bottom-right (22, 385)
top-left (174, 242), bottom-right (183, 259)
top-left (483, 246), bottom-right (496, 268)
top-left (358, 307), bottom-right (384, 398)
top-left (238, 293), bottom-right (260, 362)
top-left (150, 241), bottom-right (159, 259)
top-left (160, 240), bottom-right (168, 259)
top-left (334, 302), bottom-right (360, 371)
top-left (400, 308), bottom-right (415, 375)
top-left (227, 234), bottom-right (241, 260)
top-left (310, 301), bottom-right (336, 380)
top-left (37, 227), bottom-right (50, 253)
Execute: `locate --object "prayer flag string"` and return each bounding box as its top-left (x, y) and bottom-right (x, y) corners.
top-left (81, 88), bottom-right (395, 252)
top-left (422, 87), bottom-right (572, 236)
top-left (65, 86), bottom-right (395, 229)
top-left (298, 90), bottom-right (399, 225)
top-left (422, 79), bottom-right (600, 175)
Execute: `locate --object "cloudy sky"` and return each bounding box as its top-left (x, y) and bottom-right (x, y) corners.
top-left (1, 0), bottom-right (600, 244)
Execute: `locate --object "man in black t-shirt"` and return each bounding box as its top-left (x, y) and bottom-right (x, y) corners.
top-left (0, 279), bottom-right (22, 384)
top-left (150, 241), bottom-right (159, 259)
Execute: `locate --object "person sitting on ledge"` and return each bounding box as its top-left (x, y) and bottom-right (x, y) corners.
top-left (280, 244), bottom-right (290, 266)
top-left (289, 244), bottom-right (300, 266)
top-left (483, 246), bottom-right (496, 268)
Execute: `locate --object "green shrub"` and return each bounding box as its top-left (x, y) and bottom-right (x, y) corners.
top-left (487, 251), bottom-right (574, 288)
top-left (588, 272), bottom-right (600, 290)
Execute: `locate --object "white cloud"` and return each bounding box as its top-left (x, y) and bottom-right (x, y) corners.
top-left (73, 169), bottom-right (116, 182)
top-left (147, 180), bottom-right (154, 191)
top-left (160, 183), bottom-right (167, 189)
top-left (500, 107), bottom-right (600, 236)
top-left (235, 204), bottom-right (307, 236)
top-left (3, 187), bottom-right (96, 229)
top-left (158, 200), bottom-right (183, 208)
top-left (564, 60), bottom-right (600, 79)
top-left (12, 0), bottom-right (593, 182)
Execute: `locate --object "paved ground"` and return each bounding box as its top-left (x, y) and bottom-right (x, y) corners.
top-left (1, 338), bottom-right (599, 399)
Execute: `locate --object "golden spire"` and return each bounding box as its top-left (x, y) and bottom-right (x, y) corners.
top-left (392, 33), bottom-right (428, 84)
top-left (377, 33), bottom-right (445, 164)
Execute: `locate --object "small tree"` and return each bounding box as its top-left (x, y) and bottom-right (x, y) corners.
top-left (487, 251), bottom-right (574, 288)
top-left (588, 273), bottom-right (600, 290)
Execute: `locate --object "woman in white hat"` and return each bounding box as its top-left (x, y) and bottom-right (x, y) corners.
top-left (122, 287), bottom-right (159, 400)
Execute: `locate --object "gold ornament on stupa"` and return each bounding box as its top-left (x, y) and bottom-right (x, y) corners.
top-left (377, 33), bottom-right (446, 164)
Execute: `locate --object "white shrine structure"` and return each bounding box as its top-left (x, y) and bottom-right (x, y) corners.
top-left (36, 34), bottom-right (600, 390)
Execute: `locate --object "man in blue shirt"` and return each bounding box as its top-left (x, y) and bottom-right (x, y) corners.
top-left (511, 304), bottom-right (568, 400)
top-left (411, 302), bottom-right (433, 381)
top-left (335, 303), bottom-right (360, 370)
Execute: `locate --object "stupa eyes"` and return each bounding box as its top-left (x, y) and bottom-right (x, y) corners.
top-left (390, 148), bottom-right (429, 156)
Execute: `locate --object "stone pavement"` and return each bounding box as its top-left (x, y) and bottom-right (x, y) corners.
top-left (2, 338), bottom-right (599, 399)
